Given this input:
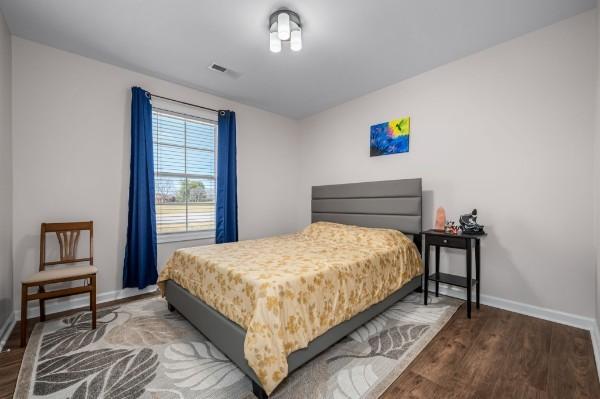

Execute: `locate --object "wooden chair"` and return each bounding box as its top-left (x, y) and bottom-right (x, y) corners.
top-left (21, 221), bottom-right (97, 347)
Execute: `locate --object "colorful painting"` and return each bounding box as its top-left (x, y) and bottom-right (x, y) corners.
top-left (370, 117), bottom-right (410, 156)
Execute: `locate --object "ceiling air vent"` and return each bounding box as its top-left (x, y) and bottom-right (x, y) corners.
top-left (209, 63), bottom-right (228, 73)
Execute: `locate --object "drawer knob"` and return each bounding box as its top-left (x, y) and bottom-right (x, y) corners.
top-left (443, 239), bottom-right (448, 243)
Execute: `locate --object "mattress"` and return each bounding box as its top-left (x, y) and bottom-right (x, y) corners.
top-left (157, 222), bottom-right (422, 394)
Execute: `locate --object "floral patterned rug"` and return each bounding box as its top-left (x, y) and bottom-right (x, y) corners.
top-left (14, 293), bottom-right (460, 399)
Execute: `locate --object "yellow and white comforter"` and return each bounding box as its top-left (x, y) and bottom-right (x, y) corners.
top-left (157, 222), bottom-right (422, 394)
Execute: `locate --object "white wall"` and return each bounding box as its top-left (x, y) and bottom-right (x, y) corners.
top-left (0, 9), bottom-right (13, 330)
top-left (596, 3), bottom-right (600, 332)
top-left (11, 37), bottom-right (300, 314)
top-left (299, 11), bottom-right (597, 318)
top-left (8, 9), bottom-right (599, 325)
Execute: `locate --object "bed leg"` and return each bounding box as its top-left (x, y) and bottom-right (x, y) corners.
top-left (252, 381), bottom-right (268, 399)
top-left (167, 303), bottom-right (175, 312)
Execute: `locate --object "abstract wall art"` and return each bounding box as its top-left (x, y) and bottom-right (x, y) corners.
top-left (370, 117), bottom-right (410, 156)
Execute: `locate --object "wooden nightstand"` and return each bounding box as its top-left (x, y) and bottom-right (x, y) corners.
top-left (421, 229), bottom-right (486, 318)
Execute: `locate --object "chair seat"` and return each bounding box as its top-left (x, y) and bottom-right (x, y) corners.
top-left (23, 265), bottom-right (97, 284)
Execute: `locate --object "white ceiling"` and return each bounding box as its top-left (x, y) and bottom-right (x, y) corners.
top-left (0, 0), bottom-right (595, 119)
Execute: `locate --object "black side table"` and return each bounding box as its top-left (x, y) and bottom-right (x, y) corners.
top-left (421, 229), bottom-right (485, 318)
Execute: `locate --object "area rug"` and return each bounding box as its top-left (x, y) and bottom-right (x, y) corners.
top-left (14, 293), bottom-right (460, 399)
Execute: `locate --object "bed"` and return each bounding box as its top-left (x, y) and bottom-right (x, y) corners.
top-left (158, 178), bottom-right (423, 398)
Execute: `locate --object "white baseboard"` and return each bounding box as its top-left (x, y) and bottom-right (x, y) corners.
top-left (0, 312), bottom-right (16, 351)
top-left (591, 322), bottom-right (600, 382)
top-left (14, 285), bottom-right (158, 321)
top-left (5, 281), bottom-right (600, 380)
top-left (431, 283), bottom-right (597, 330)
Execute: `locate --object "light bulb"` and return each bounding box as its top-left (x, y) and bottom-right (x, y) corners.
top-left (290, 29), bottom-right (302, 51)
top-left (277, 12), bottom-right (290, 40)
top-left (269, 31), bottom-right (281, 53)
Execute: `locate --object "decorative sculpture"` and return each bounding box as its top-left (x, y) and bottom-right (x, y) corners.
top-left (434, 207), bottom-right (446, 231)
top-left (444, 221), bottom-right (459, 235)
top-left (459, 209), bottom-right (485, 235)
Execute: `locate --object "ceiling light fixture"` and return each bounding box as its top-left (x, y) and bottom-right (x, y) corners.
top-left (269, 9), bottom-right (302, 53)
top-left (269, 31), bottom-right (281, 53)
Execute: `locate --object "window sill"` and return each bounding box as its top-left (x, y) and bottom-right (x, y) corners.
top-left (157, 230), bottom-right (215, 244)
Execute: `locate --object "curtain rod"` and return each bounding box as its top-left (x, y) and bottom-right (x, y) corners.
top-left (148, 92), bottom-right (223, 114)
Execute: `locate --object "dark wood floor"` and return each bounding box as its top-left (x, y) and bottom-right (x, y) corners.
top-left (1, 294), bottom-right (599, 399)
top-left (383, 303), bottom-right (600, 399)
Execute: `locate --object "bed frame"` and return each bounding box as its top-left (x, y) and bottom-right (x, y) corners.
top-left (164, 178), bottom-right (423, 398)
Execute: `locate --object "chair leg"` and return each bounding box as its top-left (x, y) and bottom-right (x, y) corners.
top-left (90, 275), bottom-right (97, 329)
top-left (21, 284), bottom-right (28, 347)
top-left (39, 285), bottom-right (46, 322)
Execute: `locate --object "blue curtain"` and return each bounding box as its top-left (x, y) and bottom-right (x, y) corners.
top-left (216, 111), bottom-right (238, 243)
top-left (123, 87), bottom-right (158, 289)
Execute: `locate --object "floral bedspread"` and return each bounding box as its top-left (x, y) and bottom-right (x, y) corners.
top-left (157, 222), bottom-right (422, 394)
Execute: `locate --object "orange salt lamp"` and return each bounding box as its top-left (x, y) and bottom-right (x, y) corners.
top-left (435, 207), bottom-right (446, 231)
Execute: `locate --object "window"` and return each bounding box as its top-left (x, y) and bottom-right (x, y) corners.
top-left (152, 108), bottom-right (217, 239)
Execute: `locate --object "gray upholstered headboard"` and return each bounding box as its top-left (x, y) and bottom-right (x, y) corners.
top-left (311, 178), bottom-right (422, 236)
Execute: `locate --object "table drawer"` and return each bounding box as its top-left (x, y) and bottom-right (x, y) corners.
top-left (426, 234), bottom-right (467, 249)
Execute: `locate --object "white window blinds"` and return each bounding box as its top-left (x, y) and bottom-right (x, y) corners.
top-left (152, 109), bottom-right (217, 235)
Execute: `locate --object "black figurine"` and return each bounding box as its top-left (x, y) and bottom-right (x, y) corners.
top-left (459, 209), bottom-right (485, 235)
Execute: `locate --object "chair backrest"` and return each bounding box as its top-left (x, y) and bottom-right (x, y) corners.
top-left (40, 221), bottom-right (94, 271)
